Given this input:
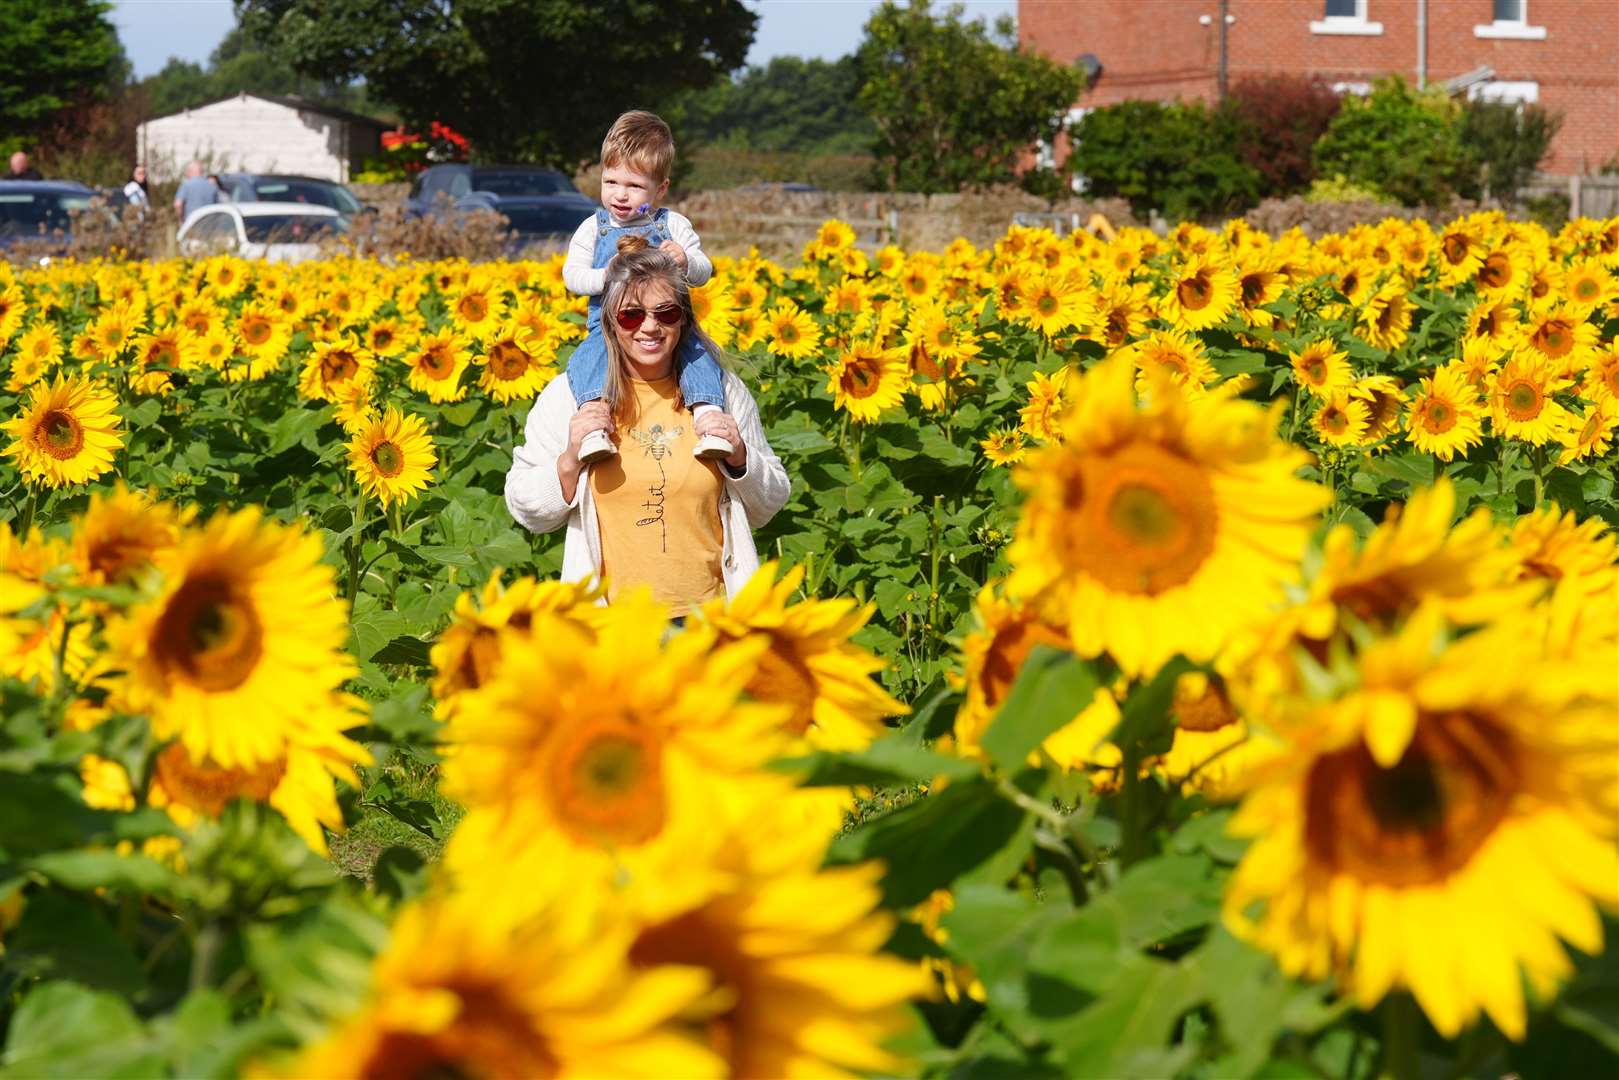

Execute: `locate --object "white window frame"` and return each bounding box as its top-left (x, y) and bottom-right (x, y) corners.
top-left (1311, 0), bottom-right (1383, 36)
top-left (1475, 0), bottom-right (1546, 39)
top-left (1467, 80), bottom-right (1540, 105)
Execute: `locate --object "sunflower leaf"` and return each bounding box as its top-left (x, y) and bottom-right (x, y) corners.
top-left (980, 646), bottom-right (1100, 771)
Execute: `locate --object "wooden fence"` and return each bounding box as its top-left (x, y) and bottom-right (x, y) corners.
top-left (1519, 172), bottom-right (1619, 220)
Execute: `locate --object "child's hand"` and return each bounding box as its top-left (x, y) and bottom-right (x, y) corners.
top-left (659, 239), bottom-right (688, 269)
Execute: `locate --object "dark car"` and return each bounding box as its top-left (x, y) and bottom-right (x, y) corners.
top-left (220, 174), bottom-right (370, 219)
top-left (0, 180), bottom-right (98, 248)
top-left (405, 165), bottom-right (595, 246)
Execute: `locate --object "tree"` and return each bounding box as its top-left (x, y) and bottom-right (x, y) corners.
top-left (0, 0), bottom-right (125, 151)
top-left (1225, 75), bottom-right (1343, 197)
top-left (233, 0), bottom-right (756, 163)
top-left (667, 56), bottom-right (873, 156)
top-left (1455, 98), bottom-right (1562, 203)
top-left (1069, 100), bottom-right (1261, 220)
top-left (854, 0), bottom-right (1083, 193)
top-left (1313, 77), bottom-right (1467, 207)
top-left (139, 27), bottom-right (379, 119)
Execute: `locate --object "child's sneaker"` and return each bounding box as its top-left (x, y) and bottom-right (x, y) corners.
top-left (691, 403), bottom-right (733, 460)
top-left (578, 429), bottom-right (617, 464)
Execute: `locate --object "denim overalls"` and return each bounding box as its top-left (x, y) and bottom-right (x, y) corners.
top-left (567, 207), bottom-right (723, 409)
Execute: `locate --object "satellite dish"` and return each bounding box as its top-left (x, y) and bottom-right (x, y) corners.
top-left (1077, 53), bottom-right (1103, 86)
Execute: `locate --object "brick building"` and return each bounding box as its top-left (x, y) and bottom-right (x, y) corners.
top-left (1020, 0), bottom-right (1618, 175)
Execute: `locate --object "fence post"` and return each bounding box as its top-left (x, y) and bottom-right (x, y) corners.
top-left (1568, 174), bottom-right (1582, 221)
top-left (886, 209), bottom-right (899, 246)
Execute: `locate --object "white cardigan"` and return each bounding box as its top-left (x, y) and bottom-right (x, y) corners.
top-left (504, 369), bottom-right (791, 599)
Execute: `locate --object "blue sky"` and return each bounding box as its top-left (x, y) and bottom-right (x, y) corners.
top-left (108, 0), bottom-right (1020, 80)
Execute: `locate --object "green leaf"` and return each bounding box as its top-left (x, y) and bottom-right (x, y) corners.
top-left (980, 646), bottom-right (1100, 771)
top-left (363, 683), bottom-right (441, 744)
top-left (777, 734), bottom-right (979, 788)
top-left (4, 889), bottom-right (145, 995)
top-left (1186, 928), bottom-right (1344, 1079)
top-left (26, 849), bottom-right (181, 896)
top-left (264, 407), bottom-right (328, 455)
top-left (349, 601), bottom-right (409, 661)
top-left (0, 773), bottom-right (114, 858)
top-left (1108, 656), bottom-right (1196, 756)
top-left (0, 981), bottom-right (162, 1079)
top-left (1088, 852), bottom-right (1225, 950)
top-left (827, 776), bottom-right (1027, 907)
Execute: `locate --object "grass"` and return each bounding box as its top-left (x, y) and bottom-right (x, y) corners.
top-left (329, 748), bottom-right (464, 882)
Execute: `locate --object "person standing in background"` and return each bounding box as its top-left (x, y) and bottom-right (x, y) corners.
top-left (8, 152), bottom-right (42, 180)
top-left (123, 164), bottom-right (149, 208)
top-left (173, 160), bottom-right (218, 225)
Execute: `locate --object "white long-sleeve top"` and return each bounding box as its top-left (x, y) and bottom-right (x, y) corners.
top-left (561, 208), bottom-right (713, 296)
top-left (504, 367), bottom-right (790, 601)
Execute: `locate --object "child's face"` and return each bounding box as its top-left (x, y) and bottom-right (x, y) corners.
top-left (600, 163), bottom-right (669, 219)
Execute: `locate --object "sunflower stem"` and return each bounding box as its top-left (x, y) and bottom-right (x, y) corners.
top-left (16, 485), bottom-right (39, 535)
top-left (189, 920), bottom-right (221, 991)
top-left (1379, 993), bottom-right (1423, 1080)
top-left (1530, 444), bottom-right (1546, 508)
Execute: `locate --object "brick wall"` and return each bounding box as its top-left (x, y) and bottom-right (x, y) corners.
top-left (1021, 0), bottom-right (1619, 175)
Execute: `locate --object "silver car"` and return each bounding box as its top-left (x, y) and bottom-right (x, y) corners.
top-left (177, 202), bottom-right (344, 263)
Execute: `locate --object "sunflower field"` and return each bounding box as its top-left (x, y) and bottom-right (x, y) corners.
top-left (0, 210), bottom-right (1615, 1079)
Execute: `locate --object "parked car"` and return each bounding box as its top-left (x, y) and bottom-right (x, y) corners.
top-left (219, 173), bottom-right (371, 220)
top-left (0, 180), bottom-right (99, 249)
top-left (177, 202), bottom-right (344, 263)
top-left (405, 164), bottom-right (595, 246)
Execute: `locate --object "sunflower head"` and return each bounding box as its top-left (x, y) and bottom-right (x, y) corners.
top-left (1, 375), bottom-right (125, 489)
top-left (348, 407), bottom-right (437, 508)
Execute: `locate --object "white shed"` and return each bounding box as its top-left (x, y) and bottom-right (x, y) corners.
top-left (137, 93), bottom-right (391, 183)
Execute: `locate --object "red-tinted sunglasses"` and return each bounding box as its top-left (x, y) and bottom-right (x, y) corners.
top-left (614, 304), bottom-right (684, 331)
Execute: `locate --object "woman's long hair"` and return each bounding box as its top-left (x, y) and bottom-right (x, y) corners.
top-left (598, 234), bottom-right (724, 423)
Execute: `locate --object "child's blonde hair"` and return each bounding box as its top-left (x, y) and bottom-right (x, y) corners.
top-left (600, 110), bottom-right (675, 184)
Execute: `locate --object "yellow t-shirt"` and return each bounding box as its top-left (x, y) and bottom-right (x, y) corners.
top-left (590, 375), bottom-right (725, 616)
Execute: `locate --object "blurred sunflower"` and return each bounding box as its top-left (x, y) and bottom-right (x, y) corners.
top-left (1007, 356), bottom-right (1328, 675)
top-left (1162, 254), bottom-right (1239, 331)
top-left (233, 300), bottom-right (293, 372)
top-left (449, 275), bottom-right (507, 340)
top-left (1224, 608), bottom-right (1618, 1041)
top-left (299, 337), bottom-right (376, 402)
top-left (349, 407), bottom-right (436, 508)
top-left (1348, 374), bottom-right (1407, 441)
top-left (1018, 368), bottom-right (1068, 443)
top-left (1506, 504), bottom-right (1618, 600)
top-left (1559, 398), bottom-right (1618, 464)
top-left (698, 562), bottom-right (906, 749)
top-left (2, 375), bottom-right (124, 488)
top-left (1129, 327), bottom-right (1216, 396)
top-left (0, 282), bottom-right (25, 346)
top-left (1020, 271), bottom-right (1094, 338)
top-left (70, 484), bottom-right (190, 589)
top-left (1356, 278), bottom-right (1414, 351)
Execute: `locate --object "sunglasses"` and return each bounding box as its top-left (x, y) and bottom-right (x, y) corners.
top-left (614, 303), bottom-right (684, 331)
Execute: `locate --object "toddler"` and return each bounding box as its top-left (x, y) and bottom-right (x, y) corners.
top-left (562, 110), bottom-right (731, 463)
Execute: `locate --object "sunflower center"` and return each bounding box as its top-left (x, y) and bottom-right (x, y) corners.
top-left (1172, 674), bottom-right (1237, 733)
top-left (489, 342), bottom-right (528, 380)
top-left (1176, 272), bottom-right (1214, 311)
top-left (373, 327), bottom-right (394, 348)
top-left (1066, 443), bottom-right (1219, 595)
top-left (36, 410), bottom-right (84, 459)
top-left (630, 910), bottom-right (751, 1076)
top-left (745, 636), bottom-right (818, 734)
top-left (1531, 320), bottom-right (1572, 358)
top-left (910, 343), bottom-right (941, 381)
top-left (1301, 357), bottom-right (1326, 385)
top-left (981, 617), bottom-right (1065, 708)
top-left (458, 295), bottom-right (488, 322)
top-left (419, 347), bottom-right (454, 378)
top-left (1574, 276), bottom-right (1601, 302)
top-left (153, 743), bottom-right (285, 816)
top-left (371, 440), bottom-right (404, 477)
top-left (780, 325), bottom-right (799, 345)
top-left (546, 720), bottom-right (666, 847)
top-left (1304, 712), bottom-right (1513, 887)
top-left (1240, 274), bottom-right (1266, 306)
top-left (1036, 293), bottom-right (1058, 316)
top-left (323, 350), bottom-right (359, 382)
top-left (1476, 253), bottom-right (1511, 289)
top-left (1441, 235), bottom-right (1470, 265)
top-left (1504, 381), bottom-right (1542, 420)
top-left (1375, 299), bottom-right (1401, 335)
top-left (1320, 406), bottom-right (1350, 435)
top-left (154, 575), bottom-right (265, 692)
top-left (1420, 400), bottom-right (1456, 433)
top-left (366, 988), bottom-right (561, 1080)
top-left (242, 317), bottom-right (271, 346)
top-left (843, 359), bottom-right (882, 398)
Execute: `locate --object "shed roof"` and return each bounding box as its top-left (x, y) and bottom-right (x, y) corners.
top-left (144, 92), bottom-right (392, 131)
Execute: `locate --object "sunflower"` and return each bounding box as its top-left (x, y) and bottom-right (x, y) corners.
top-left (1348, 374), bottom-right (1407, 441)
top-left (12, 322), bottom-right (62, 381)
top-left (1488, 353), bottom-right (1574, 446)
top-left (1436, 221), bottom-right (1485, 285)
top-left (361, 316), bottom-right (407, 358)
top-left (1465, 297), bottom-right (1519, 347)
top-left (949, 584), bottom-right (1083, 763)
top-left (87, 301), bottom-right (141, 360)
top-left (429, 572), bottom-right (602, 716)
top-left (826, 339), bottom-right (907, 422)
top-left (1289, 339), bottom-right (1352, 400)
top-left (1129, 327), bottom-right (1216, 395)
top-left (449, 276), bottom-right (507, 340)
top-left (1234, 255), bottom-right (1286, 330)
top-left (688, 280), bottom-right (734, 348)
top-left (276, 888), bottom-right (723, 1080)
top-left (1020, 271), bottom-right (1094, 337)
top-left (697, 562), bottom-right (907, 749)
top-left (1355, 278), bottom-right (1414, 352)
top-left (233, 300), bottom-right (292, 370)
top-left (1506, 505), bottom-right (1618, 600)
top-left (625, 802), bottom-right (927, 1079)
top-left (105, 508), bottom-right (360, 770)
top-left (1158, 670), bottom-right (1275, 799)
top-left (1018, 367), bottom-right (1069, 443)
top-left (477, 320), bottom-right (550, 403)
top-left (1312, 391), bottom-right (1370, 447)
top-left (1560, 257), bottom-right (1616, 313)
top-left (1516, 303), bottom-right (1598, 374)
top-left (810, 218), bottom-right (857, 259)
top-left (191, 328), bottom-right (237, 371)
top-left (1007, 355), bottom-right (1329, 676)
top-left (765, 304), bottom-right (821, 361)
top-left (348, 408), bottom-right (436, 508)
top-left (1560, 398), bottom-right (1618, 464)
top-left (0, 282), bottom-right (25, 347)
top-left (70, 484), bottom-right (190, 588)
top-left (1160, 254), bottom-right (1239, 331)
top-left (980, 428), bottom-right (1027, 467)
top-left (298, 337), bottom-right (376, 402)
top-left (404, 327), bottom-right (473, 403)
top-left (1404, 363), bottom-right (1484, 461)
top-left (2, 375), bottom-right (124, 488)
top-left (1092, 279), bottom-right (1153, 348)
top-left (1224, 608), bottom-right (1618, 1041)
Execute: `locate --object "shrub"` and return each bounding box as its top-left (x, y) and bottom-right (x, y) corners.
top-left (1225, 75), bottom-right (1343, 196)
top-left (1312, 77), bottom-right (1466, 207)
top-left (1455, 98), bottom-right (1562, 203)
top-left (1068, 99), bottom-right (1261, 220)
top-left (1304, 173), bottom-right (1395, 204)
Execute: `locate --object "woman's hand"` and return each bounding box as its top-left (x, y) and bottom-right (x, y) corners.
top-left (695, 411), bottom-right (746, 470)
top-left (558, 402), bottom-right (614, 501)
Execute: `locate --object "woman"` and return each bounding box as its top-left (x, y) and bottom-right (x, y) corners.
top-left (122, 164), bottom-right (149, 209)
top-left (505, 238), bottom-right (790, 615)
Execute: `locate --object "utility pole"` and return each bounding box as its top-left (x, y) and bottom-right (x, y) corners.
top-left (1218, 0), bottom-right (1230, 100)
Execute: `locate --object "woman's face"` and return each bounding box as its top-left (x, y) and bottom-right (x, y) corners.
top-left (612, 279), bottom-right (684, 379)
